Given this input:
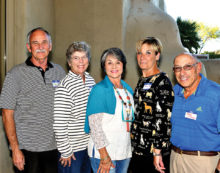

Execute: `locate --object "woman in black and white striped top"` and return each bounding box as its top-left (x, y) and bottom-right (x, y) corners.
top-left (53, 42), bottom-right (95, 173)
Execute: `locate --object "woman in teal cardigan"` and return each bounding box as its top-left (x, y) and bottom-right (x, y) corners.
top-left (85, 48), bottom-right (134, 173)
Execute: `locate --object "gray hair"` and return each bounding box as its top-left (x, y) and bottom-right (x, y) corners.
top-left (100, 47), bottom-right (127, 77)
top-left (66, 41), bottom-right (91, 62)
top-left (27, 27), bottom-right (52, 45)
top-left (173, 52), bottom-right (201, 64)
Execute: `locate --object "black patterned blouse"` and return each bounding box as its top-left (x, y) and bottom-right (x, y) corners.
top-left (131, 72), bottom-right (174, 156)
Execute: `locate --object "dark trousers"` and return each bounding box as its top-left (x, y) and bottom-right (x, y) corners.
top-left (128, 152), bottom-right (170, 173)
top-left (14, 149), bottom-right (58, 173)
top-left (58, 149), bottom-right (92, 173)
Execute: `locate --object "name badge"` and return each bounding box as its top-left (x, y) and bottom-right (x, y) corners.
top-left (52, 80), bottom-right (60, 88)
top-left (185, 111), bottom-right (197, 120)
top-left (143, 83), bottom-right (152, 90)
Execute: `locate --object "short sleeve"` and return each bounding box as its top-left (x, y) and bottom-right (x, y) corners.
top-left (217, 103), bottom-right (220, 133)
top-left (0, 71), bottom-right (20, 109)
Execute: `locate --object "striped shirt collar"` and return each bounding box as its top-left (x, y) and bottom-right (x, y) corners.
top-left (68, 70), bottom-right (89, 78)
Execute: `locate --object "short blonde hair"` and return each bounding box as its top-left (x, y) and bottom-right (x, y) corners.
top-left (136, 37), bottom-right (163, 55)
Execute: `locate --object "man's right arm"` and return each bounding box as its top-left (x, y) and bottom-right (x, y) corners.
top-left (2, 109), bottom-right (25, 171)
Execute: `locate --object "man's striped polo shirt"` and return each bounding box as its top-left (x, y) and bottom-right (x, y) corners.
top-left (0, 57), bottom-right (66, 151)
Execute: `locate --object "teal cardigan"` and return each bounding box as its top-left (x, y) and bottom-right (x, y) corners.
top-left (84, 75), bottom-right (133, 133)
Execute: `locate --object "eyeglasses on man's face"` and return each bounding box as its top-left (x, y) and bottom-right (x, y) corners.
top-left (173, 62), bottom-right (198, 72)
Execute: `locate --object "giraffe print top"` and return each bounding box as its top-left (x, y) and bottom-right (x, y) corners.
top-left (131, 72), bottom-right (174, 156)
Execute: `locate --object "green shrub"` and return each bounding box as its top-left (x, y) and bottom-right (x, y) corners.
top-left (202, 51), bottom-right (220, 59)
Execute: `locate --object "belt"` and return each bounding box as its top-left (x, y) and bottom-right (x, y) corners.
top-left (172, 145), bottom-right (218, 156)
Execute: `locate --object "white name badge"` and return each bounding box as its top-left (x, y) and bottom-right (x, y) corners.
top-left (185, 111), bottom-right (197, 120)
top-left (143, 83), bottom-right (152, 90)
top-left (52, 80), bottom-right (60, 88)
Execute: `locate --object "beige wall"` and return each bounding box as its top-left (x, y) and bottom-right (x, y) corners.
top-left (0, 0), bottom-right (5, 88)
top-left (0, 118), bottom-right (13, 173)
top-left (1, 0), bottom-right (214, 86)
top-left (54, 0), bottom-right (123, 81)
top-left (123, 0), bottom-right (185, 88)
top-left (0, 0), bottom-right (220, 172)
top-left (53, 0), bottom-right (187, 88)
top-left (202, 60), bottom-right (220, 84)
top-left (5, 0), bottom-right (55, 72)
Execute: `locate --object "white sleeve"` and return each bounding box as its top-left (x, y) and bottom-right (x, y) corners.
top-left (89, 113), bottom-right (109, 149)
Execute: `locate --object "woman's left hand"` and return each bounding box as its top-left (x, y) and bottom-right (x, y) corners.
top-left (153, 155), bottom-right (165, 173)
top-left (59, 153), bottom-right (76, 167)
top-left (98, 156), bottom-right (115, 173)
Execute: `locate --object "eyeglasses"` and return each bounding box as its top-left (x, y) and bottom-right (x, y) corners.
top-left (72, 56), bottom-right (88, 61)
top-left (173, 63), bottom-right (198, 72)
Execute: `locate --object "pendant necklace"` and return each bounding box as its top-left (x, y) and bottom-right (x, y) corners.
top-left (113, 86), bottom-right (134, 132)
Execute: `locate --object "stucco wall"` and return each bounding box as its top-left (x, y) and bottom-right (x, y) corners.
top-left (53, 0), bottom-right (187, 88)
top-left (1, 0), bottom-right (219, 172)
top-left (53, 0), bottom-right (123, 80)
top-left (5, 0), bottom-right (55, 71)
top-left (123, 0), bottom-right (185, 88)
top-left (202, 59), bottom-right (220, 84)
top-left (0, 117), bottom-right (13, 173)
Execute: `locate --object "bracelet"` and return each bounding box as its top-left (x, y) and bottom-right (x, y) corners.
top-left (153, 152), bottom-right (161, 156)
top-left (100, 155), bottom-right (110, 161)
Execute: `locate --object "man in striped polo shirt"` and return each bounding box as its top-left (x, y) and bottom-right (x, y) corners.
top-left (0, 27), bottom-right (66, 173)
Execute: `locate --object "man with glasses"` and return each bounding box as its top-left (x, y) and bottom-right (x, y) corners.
top-left (170, 52), bottom-right (220, 173)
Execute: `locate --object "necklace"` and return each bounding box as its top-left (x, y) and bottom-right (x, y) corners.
top-left (113, 86), bottom-right (134, 132)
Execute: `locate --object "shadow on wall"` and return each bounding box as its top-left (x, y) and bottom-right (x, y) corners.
top-left (0, 112), bottom-right (14, 173)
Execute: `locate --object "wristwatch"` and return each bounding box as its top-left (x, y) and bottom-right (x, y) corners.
top-left (153, 152), bottom-right (161, 156)
top-left (215, 169), bottom-right (220, 173)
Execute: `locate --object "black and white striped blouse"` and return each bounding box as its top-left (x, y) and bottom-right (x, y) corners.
top-left (53, 70), bottom-right (95, 158)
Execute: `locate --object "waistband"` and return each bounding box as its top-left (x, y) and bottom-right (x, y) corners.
top-left (172, 145), bottom-right (218, 156)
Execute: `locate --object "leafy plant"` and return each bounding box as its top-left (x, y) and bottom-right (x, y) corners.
top-left (196, 23), bottom-right (220, 53)
top-left (202, 51), bottom-right (220, 59)
top-left (176, 17), bottom-right (201, 53)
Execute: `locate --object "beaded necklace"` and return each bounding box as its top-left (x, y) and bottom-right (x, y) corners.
top-left (113, 86), bottom-right (134, 132)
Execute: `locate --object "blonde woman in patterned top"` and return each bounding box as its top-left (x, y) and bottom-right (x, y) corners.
top-left (130, 37), bottom-right (174, 173)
